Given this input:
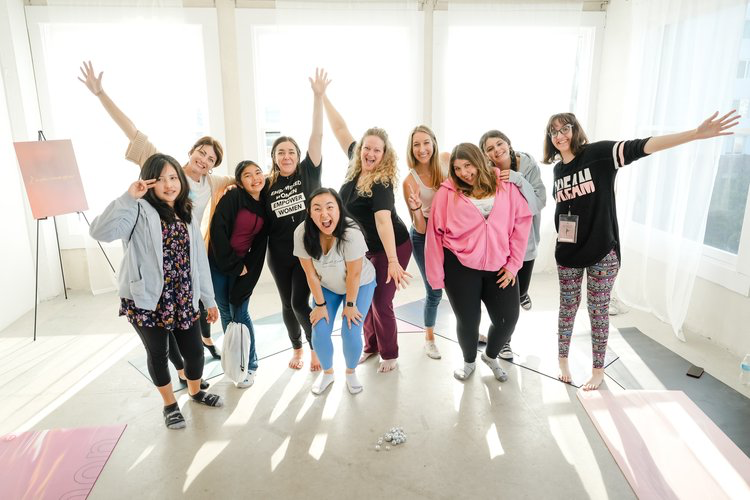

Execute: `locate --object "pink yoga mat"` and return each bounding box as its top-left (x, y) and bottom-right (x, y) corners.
top-left (578, 390), bottom-right (750, 500)
top-left (0, 424), bottom-right (126, 500)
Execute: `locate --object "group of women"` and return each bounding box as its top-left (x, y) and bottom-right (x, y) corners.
top-left (82, 61), bottom-right (739, 428)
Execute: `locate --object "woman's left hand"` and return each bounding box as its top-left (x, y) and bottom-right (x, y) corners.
top-left (342, 304), bottom-right (363, 329)
top-left (309, 67), bottom-right (331, 96)
top-left (496, 267), bottom-right (516, 289)
top-left (206, 307), bottom-right (219, 323)
top-left (694, 110), bottom-right (740, 140)
top-left (386, 261), bottom-right (412, 290)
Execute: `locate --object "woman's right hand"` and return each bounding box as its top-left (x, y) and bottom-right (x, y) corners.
top-left (309, 67), bottom-right (330, 96)
top-left (406, 184), bottom-right (422, 212)
top-left (78, 61), bottom-right (104, 96)
top-left (498, 169), bottom-right (510, 182)
top-left (386, 260), bottom-right (412, 290)
top-left (310, 304), bottom-right (329, 326)
top-left (128, 179), bottom-right (155, 200)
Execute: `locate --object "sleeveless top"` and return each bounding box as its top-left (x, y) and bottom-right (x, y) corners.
top-left (409, 169), bottom-right (437, 219)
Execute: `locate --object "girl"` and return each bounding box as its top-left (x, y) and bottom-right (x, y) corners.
top-left (543, 110), bottom-right (739, 390)
top-left (89, 154), bottom-right (223, 430)
top-left (323, 95), bottom-right (412, 373)
top-left (402, 126), bottom-right (445, 360)
top-left (79, 61), bottom-right (227, 366)
top-left (479, 130), bottom-right (546, 360)
top-left (208, 161), bottom-right (268, 389)
top-left (265, 68), bottom-right (330, 371)
top-left (426, 143), bottom-right (531, 382)
top-left (293, 188), bottom-right (377, 395)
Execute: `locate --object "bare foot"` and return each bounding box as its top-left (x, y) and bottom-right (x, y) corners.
top-left (558, 357), bottom-right (572, 383)
top-left (289, 348), bottom-right (304, 370)
top-left (582, 368), bottom-right (605, 391)
top-left (358, 351), bottom-right (376, 365)
top-left (310, 350), bottom-right (322, 372)
top-left (378, 358), bottom-right (398, 373)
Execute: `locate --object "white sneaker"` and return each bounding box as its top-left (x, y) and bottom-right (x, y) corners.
top-left (609, 296), bottom-right (629, 316)
top-left (424, 340), bottom-right (441, 359)
top-left (498, 342), bottom-right (513, 360)
top-left (235, 371), bottom-right (255, 389)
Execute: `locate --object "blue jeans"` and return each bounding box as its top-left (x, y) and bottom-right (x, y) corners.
top-left (410, 226), bottom-right (442, 328)
top-left (210, 261), bottom-right (258, 372)
top-left (313, 281), bottom-right (377, 370)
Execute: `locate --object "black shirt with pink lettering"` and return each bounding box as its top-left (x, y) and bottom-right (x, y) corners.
top-left (553, 139), bottom-right (649, 268)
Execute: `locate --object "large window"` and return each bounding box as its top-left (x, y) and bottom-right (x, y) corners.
top-left (25, 6), bottom-right (223, 247)
top-left (236, 8), bottom-right (423, 193)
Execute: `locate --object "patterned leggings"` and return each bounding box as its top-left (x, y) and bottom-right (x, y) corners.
top-left (557, 249), bottom-right (619, 369)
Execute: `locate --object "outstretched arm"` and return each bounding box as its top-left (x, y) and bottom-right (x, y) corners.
top-left (78, 61), bottom-right (138, 142)
top-left (322, 94), bottom-right (355, 155)
top-left (643, 110), bottom-right (740, 155)
top-left (307, 68), bottom-right (330, 167)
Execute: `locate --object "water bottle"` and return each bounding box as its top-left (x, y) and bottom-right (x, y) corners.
top-left (741, 355), bottom-right (750, 385)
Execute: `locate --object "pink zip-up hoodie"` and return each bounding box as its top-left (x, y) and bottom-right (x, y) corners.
top-left (426, 170), bottom-right (532, 289)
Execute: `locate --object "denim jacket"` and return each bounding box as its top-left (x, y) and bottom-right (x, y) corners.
top-left (89, 192), bottom-right (216, 311)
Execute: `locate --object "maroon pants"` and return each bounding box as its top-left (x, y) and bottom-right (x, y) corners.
top-left (363, 239), bottom-right (412, 360)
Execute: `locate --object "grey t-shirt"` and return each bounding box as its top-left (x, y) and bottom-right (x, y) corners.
top-left (293, 222), bottom-right (376, 295)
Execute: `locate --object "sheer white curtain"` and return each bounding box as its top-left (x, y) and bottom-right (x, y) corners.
top-left (616, 0), bottom-right (747, 339)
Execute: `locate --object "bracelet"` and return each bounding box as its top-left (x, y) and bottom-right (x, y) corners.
top-left (410, 204), bottom-right (423, 212)
top-left (315, 300), bottom-right (327, 307)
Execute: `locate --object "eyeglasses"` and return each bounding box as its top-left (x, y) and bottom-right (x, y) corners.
top-left (549, 124), bottom-right (573, 138)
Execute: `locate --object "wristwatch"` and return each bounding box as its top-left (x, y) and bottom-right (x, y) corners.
top-left (346, 301), bottom-right (355, 307)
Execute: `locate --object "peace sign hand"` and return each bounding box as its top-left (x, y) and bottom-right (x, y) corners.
top-left (407, 184), bottom-right (422, 212)
top-left (128, 179), bottom-right (156, 200)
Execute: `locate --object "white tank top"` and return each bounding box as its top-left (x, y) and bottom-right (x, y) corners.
top-left (409, 169), bottom-right (437, 219)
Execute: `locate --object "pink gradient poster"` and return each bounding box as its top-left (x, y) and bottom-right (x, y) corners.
top-left (14, 139), bottom-right (88, 219)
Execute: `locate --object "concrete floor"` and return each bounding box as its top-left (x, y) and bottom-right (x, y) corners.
top-left (2, 270), bottom-right (747, 499)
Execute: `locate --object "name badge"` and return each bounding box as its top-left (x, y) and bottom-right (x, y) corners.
top-left (558, 214), bottom-right (579, 243)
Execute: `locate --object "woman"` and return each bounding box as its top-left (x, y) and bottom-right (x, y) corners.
top-left (265, 68), bottom-right (330, 372)
top-left (89, 154), bottom-right (223, 429)
top-left (426, 144), bottom-right (531, 382)
top-left (479, 130), bottom-right (546, 360)
top-left (208, 161), bottom-right (268, 389)
top-left (543, 110), bottom-right (739, 390)
top-left (293, 188), bottom-right (377, 395)
top-left (79, 61), bottom-right (227, 366)
top-left (323, 95), bottom-right (412, 373)
top-left (402, 126), bottom-right (445, 360)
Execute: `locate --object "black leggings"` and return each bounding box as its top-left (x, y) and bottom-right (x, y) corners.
top-left (268, 250), bottom-right (312, 350)
top-left (132, 321), bottom-right (205, 387)
top-left (167, 301), bottom-right (210, 371)
top-left (517, 259), bottom-right (535, 299)
top-left (443, 249), bottom-right (520, 363)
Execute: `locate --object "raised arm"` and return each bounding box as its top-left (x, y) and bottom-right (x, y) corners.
top-left (323, 94), bottom-right (355, 155)
top-left (307, 68), bottom-right (330, 167)
top-left (643, 110), bottom-right (740, 155)
top-left (78, 61), bottom-right (138, 142)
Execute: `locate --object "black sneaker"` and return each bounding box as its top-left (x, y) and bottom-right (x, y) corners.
top-left (520, 294), bottom-right (532, 311)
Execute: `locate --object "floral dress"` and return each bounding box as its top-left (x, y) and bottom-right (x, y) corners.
top-left (119, 219), bottom-right (199, 330)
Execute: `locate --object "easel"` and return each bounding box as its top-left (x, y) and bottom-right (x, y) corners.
top-left (29, 132), bottom-right (116, 341)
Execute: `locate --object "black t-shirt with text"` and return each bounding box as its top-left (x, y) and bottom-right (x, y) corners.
top-left (339, 142), bottom-right (409, 253)
top-left (266, 153), bottom-right (321, 254)
top-left (553, 139), bottom-right (649, 268)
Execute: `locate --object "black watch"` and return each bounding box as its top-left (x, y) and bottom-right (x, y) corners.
top-left (346, 301), bottom-right (355, 307)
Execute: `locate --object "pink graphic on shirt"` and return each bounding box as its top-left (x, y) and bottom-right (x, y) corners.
top-left (555, 168), bottom-right (596, 202)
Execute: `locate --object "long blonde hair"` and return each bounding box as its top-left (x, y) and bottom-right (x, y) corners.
top-left (406, 125), bottom-right (444, 190)
top-left (345, 127), bottom-right (399, 197)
